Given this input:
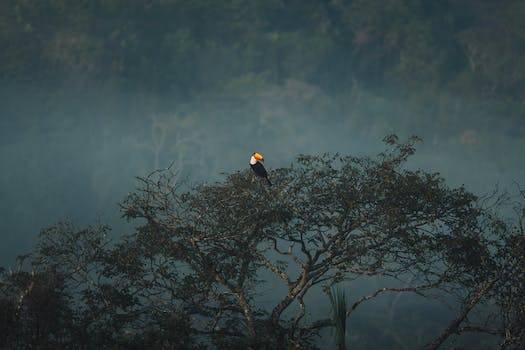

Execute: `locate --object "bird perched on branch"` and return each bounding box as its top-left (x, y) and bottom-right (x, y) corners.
top-left (250, 152), bottom-right (272, 186)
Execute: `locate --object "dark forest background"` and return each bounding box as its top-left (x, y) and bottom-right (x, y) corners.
top-left (1, 1), bottom-right (525, 349)
top-left (3, 0), bottom-right (525, 100)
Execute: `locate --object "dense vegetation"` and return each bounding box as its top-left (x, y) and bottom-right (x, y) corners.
top-left (2, 0), bottom-right (525, 102)
top-left (3, 0), bottom-right (524, 169)
top-left (3, 1), bottom-right (524, 181)
top-left (1, 138), bottom-right (524, 349)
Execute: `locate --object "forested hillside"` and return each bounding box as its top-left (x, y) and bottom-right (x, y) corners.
top-left (2, 0), bottom-right (525, 101)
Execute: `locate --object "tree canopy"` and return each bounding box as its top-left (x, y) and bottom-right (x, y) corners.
top-left (1, 136), bottom-right (523, 349)
top-left (2, 0), bottom-right (525, 102)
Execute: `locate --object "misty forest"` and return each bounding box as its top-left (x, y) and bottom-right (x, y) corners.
top-left (1, 1), bottom-right (524, 349)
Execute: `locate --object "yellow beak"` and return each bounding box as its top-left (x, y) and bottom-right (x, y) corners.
top-left (254, 152), bottom-right (264, 161)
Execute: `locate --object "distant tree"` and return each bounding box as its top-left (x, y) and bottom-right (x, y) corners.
top-left (0, 257), bottom-right (73, 349)
top-left (1, 136), bottom-right (523, 349)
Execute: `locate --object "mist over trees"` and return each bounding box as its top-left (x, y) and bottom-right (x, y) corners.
top-left (1, 137), bottom-right (523, 349)
top-left (1, 1), bottom-right (525, 349)
top-left (2, 0), bottom-right (525, 102)
top-left (2, 0), bottom-right (524, 177)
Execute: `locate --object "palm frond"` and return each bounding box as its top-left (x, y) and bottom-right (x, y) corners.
top-left (328, 285), bottom-right (347, 350)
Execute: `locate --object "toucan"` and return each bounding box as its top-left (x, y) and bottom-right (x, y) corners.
top-left (250, 152), bottom-right (272, 186)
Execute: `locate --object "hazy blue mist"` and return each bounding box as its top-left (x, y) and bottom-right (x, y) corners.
top-left (2, 2), bottom-right (525, 348)
top-left (1, 80), bottom-right (523, 349)
top-left (2, 81), bottom-right (524, 265)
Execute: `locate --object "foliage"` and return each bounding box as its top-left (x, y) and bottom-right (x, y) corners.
top-left (1, 137), bottom-right (523, 349)
top-left (328, 286), bottom-right (347, 350)
top-left (1, 0), bottom-right (525, 102)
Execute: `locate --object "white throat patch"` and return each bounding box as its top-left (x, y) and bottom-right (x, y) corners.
top-left (250, 156), bottom-right (257, 165)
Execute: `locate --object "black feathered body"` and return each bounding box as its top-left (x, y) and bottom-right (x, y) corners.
top-left (250, 161), bottom-right (272, 186)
